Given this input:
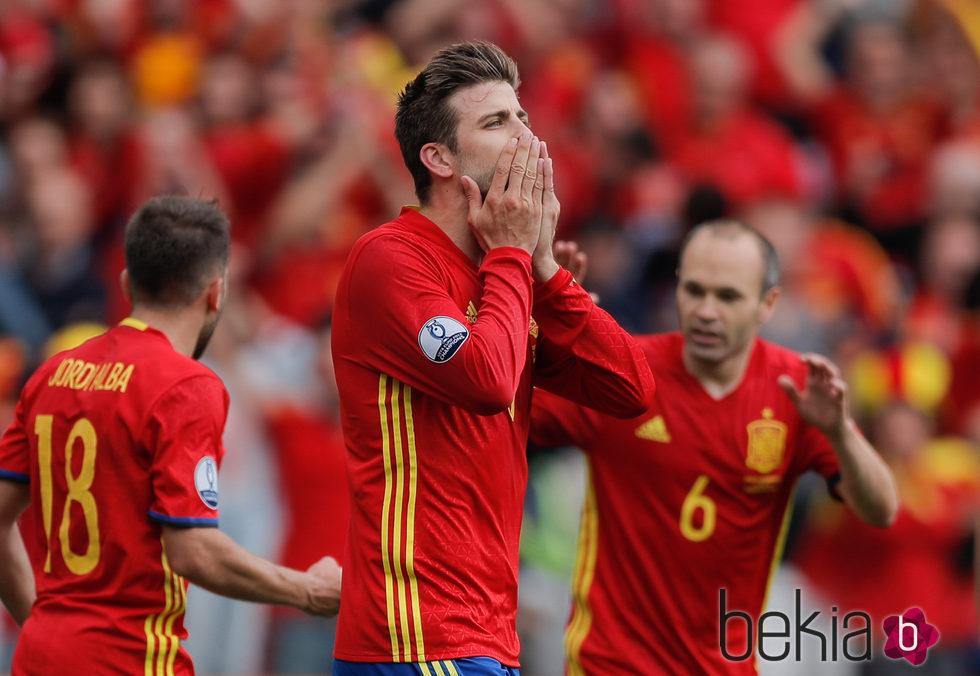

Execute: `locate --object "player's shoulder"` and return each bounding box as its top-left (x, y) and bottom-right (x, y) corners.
top-left (636, 332), bottom-right (684, 369)
top-left (755, 338), bottom-right (806, 376)
top-left (93, 324), bottom-right (225, 395)
top-left (348, 214), bottom-right (436, 266)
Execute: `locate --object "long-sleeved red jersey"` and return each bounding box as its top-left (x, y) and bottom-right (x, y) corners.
top-left (531, 334), bottom-right (842, 675)
top-left (331, 207), bottom-right (653, 665)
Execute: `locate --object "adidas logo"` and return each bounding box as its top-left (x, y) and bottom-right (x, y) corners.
top-left (635, 415), bottom-right (671, 443)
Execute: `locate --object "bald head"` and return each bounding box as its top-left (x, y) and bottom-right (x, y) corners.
top-left (679, 220), bottom-right (780, 297)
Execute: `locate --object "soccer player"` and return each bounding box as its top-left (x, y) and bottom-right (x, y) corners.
top-left (330, 41), bottom-right (655, 675)
top-left (531, 220), bottom-right (900, 675)
top-left (0, 196), bottom-right (342, 675)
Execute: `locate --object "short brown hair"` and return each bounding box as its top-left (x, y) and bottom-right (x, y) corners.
top-left (395, 41), bottom-right (520, 204)
top-left (124, 196), bottom-right (231, 308)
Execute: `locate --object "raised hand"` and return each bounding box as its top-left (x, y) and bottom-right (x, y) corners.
top-left (777, 354), bottom-right (849, 437)
top-left (303, 555), bottom-right (343, 617)
top-left (530, 141), bottom-right (561, 281)
top-left (462, 131), bottom-right (542, 255)
top-left (554, 240), bottom-right (587, 283)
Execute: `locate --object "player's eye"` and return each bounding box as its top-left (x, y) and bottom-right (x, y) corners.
top-left (683, 283), bottom-right (704, 297)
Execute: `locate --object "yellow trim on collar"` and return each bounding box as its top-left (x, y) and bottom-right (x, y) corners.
top-left (119, 317), bottom-right (149, 331)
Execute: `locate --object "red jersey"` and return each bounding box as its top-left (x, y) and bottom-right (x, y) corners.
top-left (331, 207), bottom-right (653, 665)
top-left (531, 333), bottom-right (840, 675)
top-left (0, 318), bottom-right (229, 676)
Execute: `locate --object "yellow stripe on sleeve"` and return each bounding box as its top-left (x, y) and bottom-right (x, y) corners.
top-left (444, 660), bottom-right (461, 676)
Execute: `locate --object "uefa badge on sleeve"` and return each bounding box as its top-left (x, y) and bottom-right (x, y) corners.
top-left (195, 456), bottom-right (219, 510)
top-left (418, 316), bottom-right (469, 363)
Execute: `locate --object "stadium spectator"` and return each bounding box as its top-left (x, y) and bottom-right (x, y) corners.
top-left (809, 18), bottom-right (943, 256)
top-left (669, 34), bottom-right (804, 210)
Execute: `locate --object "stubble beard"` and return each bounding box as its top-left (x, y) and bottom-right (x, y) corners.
top-left (192, 311), bottom-right (222, 361)
top-left (460, 157), bottom-right (495, 201)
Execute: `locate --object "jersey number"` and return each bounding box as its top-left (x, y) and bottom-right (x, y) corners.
top-left (34, 415), bottom-right (101, 575)
top-left (679, 474), bottom-right (716, 542)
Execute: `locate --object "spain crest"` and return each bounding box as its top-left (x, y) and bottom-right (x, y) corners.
top-left (745, 408), bottom-right (787, 474)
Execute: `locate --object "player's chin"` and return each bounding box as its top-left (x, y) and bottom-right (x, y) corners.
top-left (686, 340), bottom-right (727, 363)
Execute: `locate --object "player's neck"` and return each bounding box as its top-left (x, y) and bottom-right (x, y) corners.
top-left (127, 305), bottom-right (205, 359)
top-left (419, 188), bottom-right (484, 265)
top-left (684, 346), bottom-right (753, 400)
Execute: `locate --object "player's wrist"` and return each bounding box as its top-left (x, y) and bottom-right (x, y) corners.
top-left (824, 416), bottom-right (852, 445)
top-left (532, 255), bottom-right (559, 283)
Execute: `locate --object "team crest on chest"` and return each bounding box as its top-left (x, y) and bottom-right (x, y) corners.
top-left (745, 408), bottom-right (786, 474)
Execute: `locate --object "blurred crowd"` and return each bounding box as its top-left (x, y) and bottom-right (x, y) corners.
top-left (1, 0), bottom-right (980, 674)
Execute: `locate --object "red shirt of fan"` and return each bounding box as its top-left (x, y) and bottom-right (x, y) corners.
top-left (532, 333), bottom-right (841, 675)
top-left (331, 207), bottom-right (653, 666)
top-left (0, 319), bottom-right (229, 676)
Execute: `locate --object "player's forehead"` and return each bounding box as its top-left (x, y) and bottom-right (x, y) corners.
top-left (447, 80), bottom-right (522, 121)
top-left (679, 229), bottom-right (765, 293)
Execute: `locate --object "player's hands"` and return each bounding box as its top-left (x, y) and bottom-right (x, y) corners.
top-left (554, 240), bottom-right (587, 282)
top-left (462, 131), bottom-right (542, 256)
top-left (778, 354), bottom-right (849, 439)
top-left (530, 141), bottom-right (561, 281)
top-left (302, 556), bottom-right (342, 617)
top-left (554, 240), bottom-right (601, 303)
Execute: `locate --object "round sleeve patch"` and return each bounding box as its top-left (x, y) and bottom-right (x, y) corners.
top-left (194, 456), bottom-right (219, 510)
top-left (418, 316), bottom-right (470, 363)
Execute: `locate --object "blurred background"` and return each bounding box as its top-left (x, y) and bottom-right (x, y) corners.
top-left (1, 0), bottom-right (979, 674)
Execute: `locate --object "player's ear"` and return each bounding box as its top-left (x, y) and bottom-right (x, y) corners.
top-left (120, 269), bottom-right (132, 305)
top-left (758, 285), bottom-right (780, 323)
top-left (205, 275), bottom-right (224, 313)
top-left (419, 142), bottom-right (454, 179)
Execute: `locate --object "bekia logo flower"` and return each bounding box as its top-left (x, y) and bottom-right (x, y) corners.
top-left (883, 608), bottom-right (939, 666)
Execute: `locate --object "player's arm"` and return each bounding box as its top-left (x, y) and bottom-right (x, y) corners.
top-left (0, 480), bottom-right (34, 625)
top-left (341, 134), bottom-right (546, 414)
top-left (343, 236), bottom-right (533, 414)
top-left (0, 394), bottom-right (36, 626)
top-left (146, 375), bottom-right (335, 617)
top-left (531, 272), bottom-right (654, 418)
top-left (779, 353), bottom-right (898, 528)
top-left (530, 386), bottom-right (602, 449)
top-left (162, 526), bottom-right (341, 616)
top-left (530, 219), bottom-right (654, 417)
